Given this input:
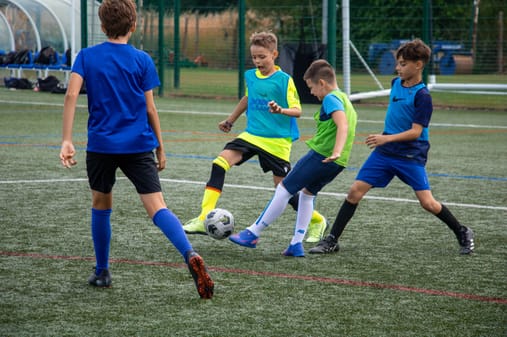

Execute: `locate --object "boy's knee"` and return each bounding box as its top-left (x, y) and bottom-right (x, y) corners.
top-left (346, 182), bottom-right (367, 204)
top-left (420, 200), bottom-right (440, 214)
top-left (212, 156), bottom-right (231, 171)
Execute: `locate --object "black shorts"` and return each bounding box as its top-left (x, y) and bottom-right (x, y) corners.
top-left (86, 151), bottom-right (161, 194)
top-left (223, 138), bottom-right (292, 177)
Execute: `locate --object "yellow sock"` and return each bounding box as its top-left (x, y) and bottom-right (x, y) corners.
top-left (198, 156), bottom-right (230, 220)
top-left (310, 210), bottom-right (325, 224)
top-left (198, 187), bottom-right (221, 220)
top-left (213, 156), bottom-right (231, 171)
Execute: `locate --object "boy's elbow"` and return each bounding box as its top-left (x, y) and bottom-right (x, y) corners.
top-left (64, 91), bottom-right (79, 103)
top-left (146, 107), bottom-right (157, 117)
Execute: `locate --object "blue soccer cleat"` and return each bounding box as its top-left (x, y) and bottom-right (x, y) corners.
top-left (282, 242), bottom-right (305, 257)
top-left (229, 229), bottom-right (259, 248)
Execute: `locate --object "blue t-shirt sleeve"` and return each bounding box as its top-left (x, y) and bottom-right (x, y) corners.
top-left (140, 51), bottom-right (160, 91)
top-left (71, 50), bottom-right (85, 78)
top-left (322, 94), bottom-right (345, 117)
top-left (413, 88), bottom-right (433, 127)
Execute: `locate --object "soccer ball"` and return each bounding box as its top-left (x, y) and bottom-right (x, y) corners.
top-left (204, 208), bottom-right (235, 240)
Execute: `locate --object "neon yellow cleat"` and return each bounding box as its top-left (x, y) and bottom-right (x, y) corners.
top-left (183, 217), bottom-right (206, 235)
top-left (306, 217), bottom-right (327, 243)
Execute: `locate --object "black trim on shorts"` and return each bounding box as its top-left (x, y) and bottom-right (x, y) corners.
top-left (223, 138), bottom-right (291, 177)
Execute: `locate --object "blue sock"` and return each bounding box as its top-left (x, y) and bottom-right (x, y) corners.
top-left (91, 208), bottom-right (112, 274)
top-left (153, 208), bottom-right (193, 262)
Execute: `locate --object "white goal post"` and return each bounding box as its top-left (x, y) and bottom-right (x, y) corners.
top-left (339, 0), bottom-right (507, 101)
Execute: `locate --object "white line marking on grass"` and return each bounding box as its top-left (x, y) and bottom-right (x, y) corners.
top-left (2, 99), bottom-right (506, 129)
top-left (160, 179), bottom-right (507, 211)
top-left (0, 99), bottom-right (88, 109)
top-left (1, 177), bottom-right (505, 211)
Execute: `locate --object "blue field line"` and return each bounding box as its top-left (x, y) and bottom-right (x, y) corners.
top-left (165, 153), bottom-right (507, 182)
top-left (428, 172), bottom-right (507, 181)
top-left (2, 142), bottom-right (506, 182)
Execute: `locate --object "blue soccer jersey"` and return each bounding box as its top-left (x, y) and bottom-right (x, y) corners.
top-left (243, 68), bottom-right (300, 141)
top-left (72, 42), bottom-right (161, 154)
top-left (376, 77), bottom-right (433, 164)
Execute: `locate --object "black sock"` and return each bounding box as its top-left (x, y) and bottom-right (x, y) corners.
top-left (206, 163), bottom-right (226, 190)
top-left (436, 204), bottom-right (464, 235)
top-left (288, 192), bottom-right (299, 211)
top-left (329, 200), bottom-right (358, 240)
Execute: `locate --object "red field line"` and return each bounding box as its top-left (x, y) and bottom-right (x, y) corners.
top-left (2, 250), bottom-right (506, 304)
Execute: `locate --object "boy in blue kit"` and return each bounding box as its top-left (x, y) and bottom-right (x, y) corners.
top-left (229, 59), bottom-right (357, 256)
top-left (59, 0), bottom-right (214, 298)
top-left (309, 39), bottom-right (475, 255)
top-left (183, 31), bottom-right (328, 243)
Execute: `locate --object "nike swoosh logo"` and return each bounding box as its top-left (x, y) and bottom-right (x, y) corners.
top-left (392, 97), bottom-right (405, 102)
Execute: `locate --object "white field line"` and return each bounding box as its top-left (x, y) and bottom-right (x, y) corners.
top-left (1, 99), bottom-right (506, 129)
top-left (1, 177), bottom-right (506, 211)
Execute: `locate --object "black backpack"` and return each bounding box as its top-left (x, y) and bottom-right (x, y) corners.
top-left (0, 51), bottom-right (16, 65)
top-left (64, 48), bottom-right (71, 66)
top-left (35, 46), bottom-right (57, 65)
top-left (13, 49), bottom-right (30, 64)
top-left (37, 75), bottom-right (60, 92)
top-left (4, 77), bottom-right (33, 89)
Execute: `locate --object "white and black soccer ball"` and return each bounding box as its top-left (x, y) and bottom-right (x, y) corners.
top-left (204, 208), bottom-right (235, 240)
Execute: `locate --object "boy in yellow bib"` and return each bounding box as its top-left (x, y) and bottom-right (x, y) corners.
top-left (183, 31), bottom-right (327, 242)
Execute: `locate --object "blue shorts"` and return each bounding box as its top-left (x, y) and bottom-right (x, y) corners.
top-left (86, 151), bottom-right (162, 194)
top-left (282, 150), bottom-right (344, 195)
top-left (356, 150), bottom-right (430, 191)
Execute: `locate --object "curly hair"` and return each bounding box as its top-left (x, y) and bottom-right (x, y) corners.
top-left (395, 39), bottom-right (431, 65)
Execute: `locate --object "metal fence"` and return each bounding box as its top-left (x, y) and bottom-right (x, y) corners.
top-left (86, 1), bottom-right (507, 97)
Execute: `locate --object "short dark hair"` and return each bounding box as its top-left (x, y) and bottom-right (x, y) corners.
top-left (395, 39), bottom-right (431, 65)
top-left (99, 0), bottom-right (137, 39)
top-left (303, 59), bottom-right (336, 84)
top-left (249, 32), bottom-right (278, 52)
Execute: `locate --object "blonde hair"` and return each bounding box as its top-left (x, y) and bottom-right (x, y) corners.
top-left (249, 31), bottom-right (278, 52)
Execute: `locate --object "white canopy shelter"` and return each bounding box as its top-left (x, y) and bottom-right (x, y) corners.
top-left (0, 0), bottom-right (104, 57)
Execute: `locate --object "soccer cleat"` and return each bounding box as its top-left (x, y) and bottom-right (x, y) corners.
top-left (305, 217), bottom-right (328, 243)
top-left (187, 251), bottom-right (214, 299)
top-left (457, 227), bottom-right (475, 255)
top-left (88, 268), bottom-right (112, 288)
top-left (308, 235), bottom-right (340, 254)
top-left (183, 217), bottom-right (207, 235)
top-left (228, 229), bottom-right (259, 248)
top-left (282, 242), bottom-right (305, 257)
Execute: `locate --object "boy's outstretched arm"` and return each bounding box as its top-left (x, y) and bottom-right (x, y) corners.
top-left (365, 123), bottom-right (423, 149)
top-left (322, 110), bottom-right (348, 163)
top-left (60, 72), bottom-right (83, 168)
top-left (219, 95), bottom-right (248, 132)
top-left (268, 100), bottom-right (302, 117)
top-left (145, 89), bottom-right (166, 171)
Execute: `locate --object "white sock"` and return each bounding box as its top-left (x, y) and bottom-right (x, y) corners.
top-left (248, 184), bottom-right (292, 237)
top-left (290, 192), bottom-right (315, 245)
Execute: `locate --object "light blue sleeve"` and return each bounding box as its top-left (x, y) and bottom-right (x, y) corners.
top-left (322, 93), bottom-right (344, 115)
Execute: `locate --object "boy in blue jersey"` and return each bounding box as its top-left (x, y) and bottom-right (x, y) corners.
top-left (59, 0), bottom-right (214, 298)
top-left (229, 60), bottom-right (357, 256)
top-left (183, 31), bottom-right (328, 243)
top-left (309, 39), bottom-right (474, 255)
